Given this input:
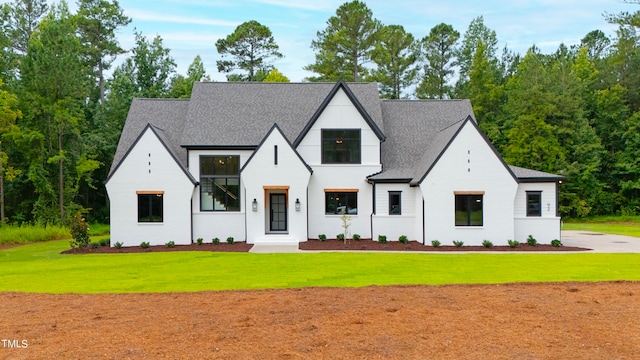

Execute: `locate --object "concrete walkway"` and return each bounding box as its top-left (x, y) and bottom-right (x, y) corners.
top-left (248, 231), bottom-right (640, 253)
top-left (560, 230), bottom-right (640, 253)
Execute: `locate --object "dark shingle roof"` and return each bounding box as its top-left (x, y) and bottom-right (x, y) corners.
top-left (509, 165), bottom-right (564, 182)
top-left (108, 82), bottom-right (561, 185)
top-left (180, 81), bottom-right (383, 147)
top-left (368, 99), bottom-right (475, 183)
top-left (108, 98), bottom-right (190, 178)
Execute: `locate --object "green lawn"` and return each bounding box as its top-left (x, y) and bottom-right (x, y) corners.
top-left (563, 216), bottom-right (640, 237)
top-left (2, 240), bottom-right (640, 294)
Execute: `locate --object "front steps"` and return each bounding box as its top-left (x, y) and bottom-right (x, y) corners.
top-left (250, 235), bottom-right (301, 253)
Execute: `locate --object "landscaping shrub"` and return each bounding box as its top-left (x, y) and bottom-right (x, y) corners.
top-left (226, 236), bottom-right (234, 244)
top-left (399, 235), bottom-right (408, 243)
top-left (318, 234), bottom-right (327, 241)
top-left (69, 212), bottom-right (90, 249)
top-left (482, 240), bottom-right (493, 248)
top-left (378, 235), bottom-right (387, 243)
top-left (551, 239), bottom-right (562, 247)
top-left (166, 241), bottom-right (175, 248)
top-left (453, 240), bottom-right (464, 247)
top-left (526, 235), bottom-right (537, 246)
top-left (114, 242), bottom-right (123, 249)
top-left (508, 240), bottom-right (520, 248)
top-left (431, 240), bottom-right (441, 248)
top-left (212, 237), bottom-right (220, 245)
top-left (353, 233), bottom-right (360, 241)
top-left (196, 238), bottom-right (203, 245)
top-left (140, 241), bottom-right (150, 249)
top-left (337, 233), bottom-right (345, 241)
top-left (90, 242), bottom-right (100, 249)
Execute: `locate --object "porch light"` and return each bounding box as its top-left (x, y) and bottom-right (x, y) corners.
top-left (295, 198), bottom-right (301, 211)
top-left (252, 198), bottom-right (258, 212)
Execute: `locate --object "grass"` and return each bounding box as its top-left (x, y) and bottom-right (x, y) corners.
top-left (1, 240), bottom-right (640, 293)
top-left (0, 224), bottom-right (70, 246)
top-left (563, 215), bottom-right (640, 237)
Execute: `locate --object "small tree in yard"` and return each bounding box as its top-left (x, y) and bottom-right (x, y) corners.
top-left (69, 212), bottom-right (90, 249)
top-left (340, 208), bottom-right (352, 244)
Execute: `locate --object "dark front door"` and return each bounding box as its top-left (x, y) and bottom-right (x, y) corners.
top-left (270, 193), bottom-right (287, 232)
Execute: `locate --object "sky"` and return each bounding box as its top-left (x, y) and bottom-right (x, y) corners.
top-left (4, 0), bottom-right (639, 81)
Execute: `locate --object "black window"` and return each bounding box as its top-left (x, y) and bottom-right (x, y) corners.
top-left (526, 191), bottom-right (542, 217)
top-left (138, 193), bottom-right (163, 222)
top-left (455, 194), bottom-right (483, 226)
top-left (389, 191), bottom-right (401, 215)
top-left (325, 191), bottom-right (358, 215)
top-left (200, 156), bottom-right (240, 211)
top-left (322, 129), bottom-right (361, 164)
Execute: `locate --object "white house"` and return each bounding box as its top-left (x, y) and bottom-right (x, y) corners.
top-left (105, 81), bottom-right (563, 247)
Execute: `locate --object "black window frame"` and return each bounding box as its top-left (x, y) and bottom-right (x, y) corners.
top-left (389, 191), bottom-right (401, 215)
top-left (321, 129), bottom-right (361, 164)
top-left (455, 194), bottom-right (483, 226)
top-left (325, 191), bottom-right (358, 215)
top-left (526, 191), bottom-right (542, 217)
top-left (138, 193), bottom-right (163, 223)
top-left (200, 155), bottom-right (241, 212)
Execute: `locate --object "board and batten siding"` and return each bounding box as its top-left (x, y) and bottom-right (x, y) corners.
top-left (106, 128), bottom-right (194, 247)
top-left (513, 182), bottom-right (561, 243)
top-left (188, 149), bottom-right (254, 242)
top-left (372, 184), bottom-right (418, 241)
top-left (420, 121), bottom-right (518, 246)
top-left (297, 88), bottom-right (382, 239)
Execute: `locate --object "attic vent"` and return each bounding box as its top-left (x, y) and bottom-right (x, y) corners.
top-left (274, 145), bottom-right (278, 165)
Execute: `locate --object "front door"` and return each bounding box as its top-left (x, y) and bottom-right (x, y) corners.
top-left (270, 193), bottom-right (287, 232)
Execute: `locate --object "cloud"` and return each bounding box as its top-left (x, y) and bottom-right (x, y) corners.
top-left (125, 9), bottom-right (239, 27)
top-left (252, 0), bottom-right (339, 12)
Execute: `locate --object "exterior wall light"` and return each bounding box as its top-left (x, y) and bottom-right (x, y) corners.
top-left (252, 198), bottom-right (258, 212)
top-left (295, 198), bottom-right (301, 211)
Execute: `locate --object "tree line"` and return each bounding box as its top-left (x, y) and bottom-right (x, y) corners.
top-left (0, 0), bottom-right (638, 225)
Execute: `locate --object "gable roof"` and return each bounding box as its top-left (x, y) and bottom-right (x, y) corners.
top-left (180, 81), bottom-right (383, 148)
top-left (368, 99), bottom-right (476, 183)
top-left (292, 80), bottom-right (385, 146)
top-left (109, 81), bottom-right (561, 186)
top-left (107, 98), bottom-right (190, 179)
top-left (240, 123), bottom-right (313, 174)
top-left (106, 123), bottom-right (197, 185)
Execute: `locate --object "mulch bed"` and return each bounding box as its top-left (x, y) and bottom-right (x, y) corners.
top-left (2, 282), bottom-right (639, 359)
top-left (61, 238), bottom-right (589, 254)
top-left (299, 239), bottom-right (590, 252)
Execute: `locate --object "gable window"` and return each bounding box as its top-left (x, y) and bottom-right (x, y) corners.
top-left (389, 191), bottom-right (401, 215)
top-left (200, 156), bottom-right (240, 211)
top-left (526, 191), bottom-right (542, 217)
top-left (138, 191), bottom-right (163, 222)
top-left (325, 189), bottom-right (358, 215)
top-left (455, 193), bottom-right (483, 226)
top-left (322, 129), bottom-right (361, 164)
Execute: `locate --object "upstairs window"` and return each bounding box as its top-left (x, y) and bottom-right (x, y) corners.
top-left (138, 192), bottom-right (163, 223)
top-left (322, 129), bottom-right (361, 164)
top-left (200, 156), bottom-right (240, 211)
top-left (526, 191), bottom-right (542, 217)
top-left (455, 193), bottom-right (483, 226)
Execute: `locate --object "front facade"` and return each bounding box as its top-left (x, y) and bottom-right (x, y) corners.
top-left (105, 81), bottom-right (563, 247)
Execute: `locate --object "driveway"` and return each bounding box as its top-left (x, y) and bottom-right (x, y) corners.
top-left (562, 230), bottom-right (640, 252)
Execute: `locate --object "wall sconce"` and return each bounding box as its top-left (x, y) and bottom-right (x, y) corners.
top-left (295, 198), bottom-right (301, 211)
top-left (252, 198), bottom-right (258, 212)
